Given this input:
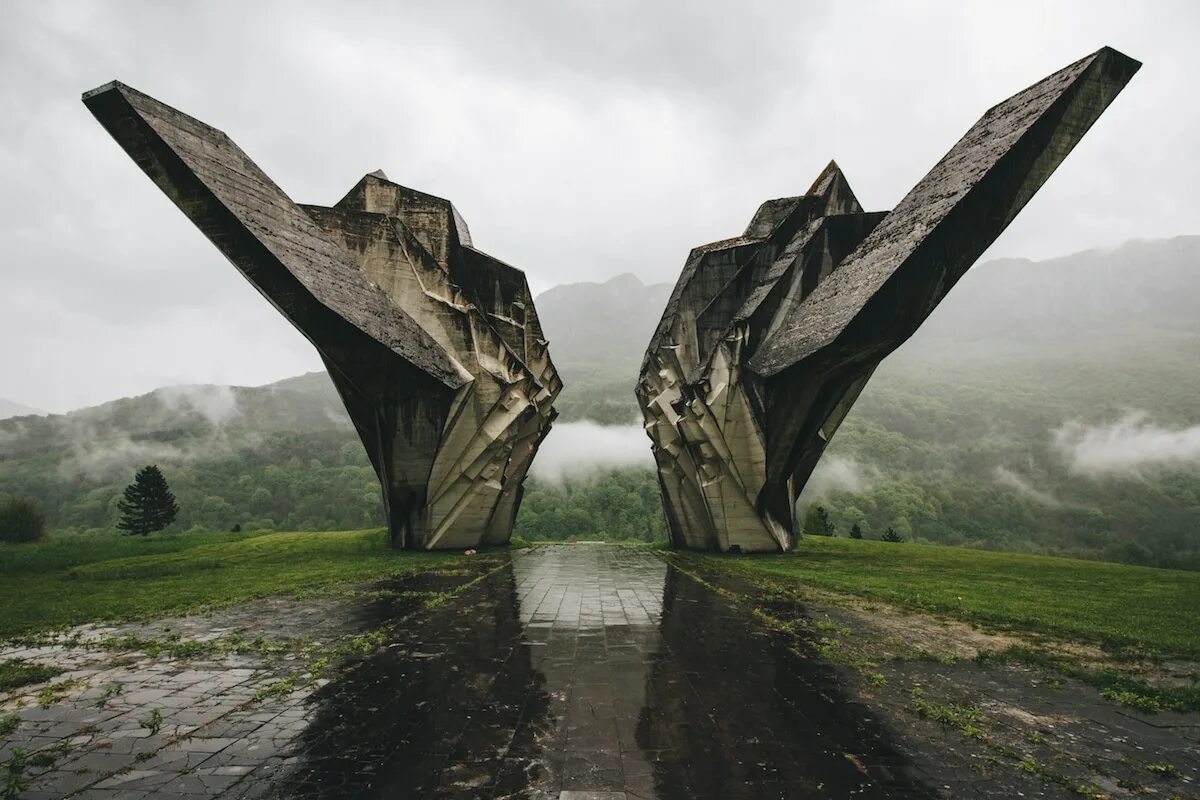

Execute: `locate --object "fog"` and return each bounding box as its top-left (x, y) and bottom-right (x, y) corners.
top-left (3, 2), bottom-right (1197, 411)
top-left (530, 422), bottom-right (652, 483)
top-left (58, 424), bottom-right (256, 482)
top-left (797, 455), bottom-right (881, 508)
top-left (155, 385), bottom-right (240, 426)
top-left (993, 466), bottom-right (1069, 508)
top-left (1055, 412), bottom-right (1200, 477)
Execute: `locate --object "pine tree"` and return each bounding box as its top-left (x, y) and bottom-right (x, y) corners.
top-left (849, 522), bottom-right (863, 540)
top-left (815, 505), bottom-right (836, 536)
top-left (802, 504), bottom-right (836, 537)
top-left (117, 465), bottom-right (179, 535)
top-left (881, 526), bottom-right (904, 543)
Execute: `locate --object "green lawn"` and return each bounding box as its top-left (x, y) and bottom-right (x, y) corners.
top-left (0, 529), bottom-right (462, 639)
top-left (690, 537), bottom-right (1200, 659)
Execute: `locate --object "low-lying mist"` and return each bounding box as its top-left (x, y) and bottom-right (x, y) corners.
top-left (797, 455), bottom-right (881, 506)
top-left (529, 422), bottom-right (652, 484)
top-left (1055, 412), bottom-right (1200, 477)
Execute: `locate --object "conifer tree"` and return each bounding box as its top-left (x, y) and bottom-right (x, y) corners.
top-left (849, 522), bottom-right (863, 540)
top-left (117, 465), bottom-right (179, 535)
top-left (802, 504), bottom-right (837, 537)
top-left (881, 526), bottom-right (904, 543)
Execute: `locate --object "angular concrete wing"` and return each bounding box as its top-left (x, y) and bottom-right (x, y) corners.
top-left (638, 46), bottom-right (1139, 552)
top-left (84, 82), bottom-right (561, 549)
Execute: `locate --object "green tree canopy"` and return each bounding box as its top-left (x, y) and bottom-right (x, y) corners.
top-left (802, 504), bottom-right (837, 537)
top-left (116, 465), bottom-right (179, 536)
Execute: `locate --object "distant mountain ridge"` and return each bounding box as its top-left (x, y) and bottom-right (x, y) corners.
top-left (1, 236), bottom-right (1197, 568)
top-left (4, 235), bottom-right (1197, 435)
top-left (534, 272), bottom-right (672, 371)
top-left (910, 235), bottom-right (1200, 348)
top-left (0, 399), bottom-right (45, 421)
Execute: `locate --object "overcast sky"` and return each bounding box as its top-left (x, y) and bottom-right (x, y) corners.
top-left (2, 1), bottom-right (1196, 412)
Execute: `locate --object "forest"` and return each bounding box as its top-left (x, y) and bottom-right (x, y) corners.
top-left (2, 238), bottom-right (1199, 568)
top-left (1, 333), bottom-right (1197, 568)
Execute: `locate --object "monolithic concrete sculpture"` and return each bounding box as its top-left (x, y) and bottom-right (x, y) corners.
top-left (84, 82), bottom-right (560, 549)
top-left (638, 46), bottom-right (1139, 552)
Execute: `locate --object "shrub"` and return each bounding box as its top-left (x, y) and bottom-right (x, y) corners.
top-left (0, 498), bottom-right (46, 543)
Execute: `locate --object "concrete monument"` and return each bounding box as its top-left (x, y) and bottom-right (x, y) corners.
top-left (84, 82), bottom-right (561, 549)
top-left (638, 47), bottom-right (1140, 552)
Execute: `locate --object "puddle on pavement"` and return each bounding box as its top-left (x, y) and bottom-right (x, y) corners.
top-left (274, 545), bottom-right (933, 799)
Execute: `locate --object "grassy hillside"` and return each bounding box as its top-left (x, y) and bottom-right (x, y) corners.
top-left (0, 529), bottom-right (462, 638)
top-left (5, 530), bottom-right (1195, 675)
top-left (688, 537), bottom-right (1200, 659)
top-left (808, 335), bottom-right (1200, 569)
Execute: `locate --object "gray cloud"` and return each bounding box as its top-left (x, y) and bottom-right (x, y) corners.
top-left (1055, 412), bottom-right (1200, 477)
top-left (2, 1), bottom-right (1196, 411)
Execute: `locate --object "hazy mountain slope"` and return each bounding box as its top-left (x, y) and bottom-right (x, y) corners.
top-left (0, 237), bottom-right (1197, 566)
top-left (0, 399), bottom-right (45, 420)
top-left (912, 236), bottom-right (1200, 347)
top-left (542, 235), bottom-right (1200, 421)
top-left (535, 273), bottom-right (672, 423)
top-left (535, 273), bottom-right (672, 369)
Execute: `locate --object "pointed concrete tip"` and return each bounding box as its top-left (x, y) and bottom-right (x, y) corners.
top-left (82, 80), bottom-right (126, 102)
top-left (367, 168), bottom-right (389, 180)
top-left (806, 160), bottom-right (843, 195)
top-left (1097, 44), bottom-right (1143, 74)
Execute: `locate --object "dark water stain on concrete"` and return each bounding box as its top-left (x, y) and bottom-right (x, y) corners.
top-left (267, 545), bottom-right (934, 799)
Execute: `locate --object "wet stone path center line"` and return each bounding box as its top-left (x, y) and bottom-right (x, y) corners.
top-left (272, 544), bottom-right (932, 799)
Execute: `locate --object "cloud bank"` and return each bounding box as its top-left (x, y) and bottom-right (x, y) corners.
top-left (529, 422), bottom-right (652, 483)
top-left (1055, 412), bottom-right (1200, 476)
top-left (798, 455), bottom-right (881, 502)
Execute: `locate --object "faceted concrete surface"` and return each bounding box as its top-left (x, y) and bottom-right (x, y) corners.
top-left (83, 83), bottom-right (561, 550)
top-left (3, 546), bottom-right (1196, 799)
top-left (638, 47), bottom-right (1141, 552)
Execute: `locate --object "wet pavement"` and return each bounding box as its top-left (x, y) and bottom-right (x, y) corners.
top-left (2, 544), bottom-right (1197, 799)
top-left (255, 546), bottom-right (933, 799)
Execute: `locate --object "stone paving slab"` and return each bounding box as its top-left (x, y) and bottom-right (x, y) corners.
top-left (3, 545), bottom-right (1196, 799)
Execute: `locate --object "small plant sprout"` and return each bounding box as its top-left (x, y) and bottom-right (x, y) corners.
top-left (140, 707), bottom-right (164, 735)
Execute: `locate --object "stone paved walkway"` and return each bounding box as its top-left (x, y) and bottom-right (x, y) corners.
top-left (3, 545), bottom-right (1196, 799)
top-left (261, 546), bottom-right (932, 799)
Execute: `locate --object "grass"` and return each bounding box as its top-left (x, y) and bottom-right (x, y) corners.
top-left (0, 661), bottom-right (62, 692)
top-left (977, 647), bottom-right (1200, 713)
top-left (0, 528), bottom-right (464, 639)
top-left (909, 688), bottom-right (985, 740)
top-left (690, 536), bottom-right (1200, 659)
top-left (139, 707), bottom-right (163, 735)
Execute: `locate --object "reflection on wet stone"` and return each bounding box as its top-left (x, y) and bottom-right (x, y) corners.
top-left (268, 545), bottom-right (932, 798)
top-left (269, 563), bottom-right (549, 799)
top-left (641, 567), bottom-right (933, 799)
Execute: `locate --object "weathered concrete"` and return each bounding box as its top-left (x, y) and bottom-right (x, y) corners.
top-left (638, 46), bottom-right (1140, 551)
top-left (83, 83), bottom-right (561, 549)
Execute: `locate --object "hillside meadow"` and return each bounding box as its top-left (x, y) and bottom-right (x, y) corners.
top-left (3, 531), bottom-right (1197, 665)
top-left (687, 536), bottom-right (1200, 659)
top-left (0, 529), bottom-right (463, 639)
